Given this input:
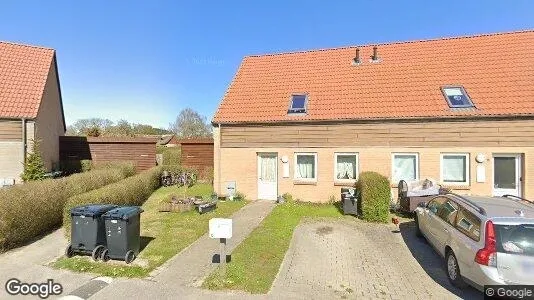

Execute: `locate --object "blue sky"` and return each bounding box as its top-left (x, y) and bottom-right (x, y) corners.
top-left (1, 1), bottom-right (532, 129)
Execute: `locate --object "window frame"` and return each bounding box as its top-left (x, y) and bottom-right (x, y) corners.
top-left (287, 94), bottom-right (308, 115)
top-left (293, 152), bottom-right (318, 182)
top-left (333, 152), bottom-right (359, 182)
top-left (440, 153), bottom-right (470, 186)
top-left (436, 198), bottom-right (460, 226)
top-left (391, 152), bottom-right (420, 183)
top-left (441, 86), bottom-right (474, 108)
top-left (454, 207), bottom-right (481, 242)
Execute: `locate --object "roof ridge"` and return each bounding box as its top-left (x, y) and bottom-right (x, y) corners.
top-left (245, 29), bottom-right (534, 58)
top-left (0, 40), bottom-right (55, 51)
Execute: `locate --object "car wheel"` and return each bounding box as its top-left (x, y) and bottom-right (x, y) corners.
top-left (446, 250), bottom-right (467, 288)
top-left (414, 215), bottom-right (423, 238)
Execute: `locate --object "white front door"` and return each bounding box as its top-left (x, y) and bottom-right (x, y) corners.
top-left (493, 154), bottom-right (522, 197)
top-left (257, 153), bottom-right (277, 200)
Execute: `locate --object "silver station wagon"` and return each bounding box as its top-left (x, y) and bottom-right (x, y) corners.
top-left (414, 193), bottom-right (534, 291)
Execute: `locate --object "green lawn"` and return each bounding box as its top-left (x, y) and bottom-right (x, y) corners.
top-left (202, 200), bottom-right (343, 294)
top-left (53, 184), bottom-right (247, 278)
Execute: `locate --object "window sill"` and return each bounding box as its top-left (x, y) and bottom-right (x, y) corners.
top-left (293, 180), bottom-right (317, 186)
top-left (442, 185), bottom-right (471, 190)
top-left (334, 181), bottom-right (356, 187)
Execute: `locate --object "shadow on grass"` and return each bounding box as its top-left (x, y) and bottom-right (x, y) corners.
top-left (399, 221), bottom-right (482, 299)
top-left (140, 236), bottom-right (155, 252)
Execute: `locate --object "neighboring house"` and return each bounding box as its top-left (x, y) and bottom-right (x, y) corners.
top-left (157, 134), bottom-right (179, 147)
top-left (212, 30), bottom-right (534, 202)
top-left (0, 42), bottom-right (66, 183)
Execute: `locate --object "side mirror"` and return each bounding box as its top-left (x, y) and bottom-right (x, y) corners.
top-left (417, 202), bottom-right (427, 208)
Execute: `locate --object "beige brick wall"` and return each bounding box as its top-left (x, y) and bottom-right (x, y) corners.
top-left (214, 145), bottom-right (534, 203)
top-left (34, 58), bottom-right (65, 171)
top-left (0, 141), bottom-right (24, 183)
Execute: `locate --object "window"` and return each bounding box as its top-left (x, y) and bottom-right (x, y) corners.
top-left (441, 153), bottom-right (469, 185)
top-left (455, 208), bottom-right (481, 241)
top-left (334, 153), bottom-right (358, 181)
top-left (495, 224), bottom-right (534, 256)
top-left (427, 197), bottom-right (447, 214)
top-left (392, 153), bottom-right (419, 183)
top-left (441, 86), bottom-right (474, 108)
top-left (294, 153), bottom-right (317, 181)
top-left (288, 94), bottom-right (307, 114)
top-left (437, 199), bottom-right (459, 226)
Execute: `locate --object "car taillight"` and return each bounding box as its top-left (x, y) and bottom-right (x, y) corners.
top-left (475, 220), bottom-right (497, 267)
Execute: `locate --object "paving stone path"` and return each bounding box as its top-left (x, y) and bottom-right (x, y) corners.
top-left (270, 219), bottom-right (482, 299)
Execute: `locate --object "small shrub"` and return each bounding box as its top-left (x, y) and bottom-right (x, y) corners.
top-left (356, 171), bottom-right (391, 223)
top-left (234, 191), bottom-right (246, 200)
top-left (21, 140), bottom-right (46, 182)
top-left (159, 147), bottom-right (181, 165)
top-left (198, 166), bottom-right (214, 183)
top-left (80, 160), bottom-right (93, 172)
top-left (282, 193), bottom-right (293, 202)
top-left (0, 163), bottom-right (136, 251)
top-left (63, 167), bottom-right (162, 235)
top-left (327, 195), bottom-right (336, 204)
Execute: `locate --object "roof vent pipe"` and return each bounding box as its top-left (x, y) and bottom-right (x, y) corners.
top-left (371, 46), bottom-right (379, 61)
top-left (352, 48), bottom-right (361, 65)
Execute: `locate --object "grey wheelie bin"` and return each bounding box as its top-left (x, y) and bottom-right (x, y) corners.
top-left (100, 206), bottom-right (143, 264)
top-left (66, 204), bottom-right (118, 260)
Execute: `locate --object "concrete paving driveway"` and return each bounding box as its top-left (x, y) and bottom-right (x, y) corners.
top-left (271, 219), bottom-right (483, 299)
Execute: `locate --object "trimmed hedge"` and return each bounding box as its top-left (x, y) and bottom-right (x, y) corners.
top-left (0, 162), bottom-right (136, 251)
top-left (63, 167), bottom-right (162, 235)
top-left (356, 171), bottom-right (391, 223)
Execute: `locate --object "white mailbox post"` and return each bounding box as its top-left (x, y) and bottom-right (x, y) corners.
top-left (209, 218), bottom-right (233, 276)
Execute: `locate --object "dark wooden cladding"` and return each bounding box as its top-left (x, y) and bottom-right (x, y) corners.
top-left (0, 120), bottom-right (22, 141)
top-left (60, 136), bottom-right (156, 171)
top-left (180, 141), bottom-right (214, 172)
top-left (220, 120), bottom-right (534, 148)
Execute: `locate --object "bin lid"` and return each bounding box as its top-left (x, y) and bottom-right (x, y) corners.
top-left (71, 204), bottom-right (118, 217)
top-left (103, 206), bottom-right (144, 220)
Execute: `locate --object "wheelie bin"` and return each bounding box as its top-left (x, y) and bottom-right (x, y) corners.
top-left (100, 206), bottom-right (143, 264)
top-left (66, 204), bottom-right (117, 260)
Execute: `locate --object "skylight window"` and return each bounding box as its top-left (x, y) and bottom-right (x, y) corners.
top-left (441, 86), bottom-right (474, 108)
top-left (288, 94), bottom-right (307, 114)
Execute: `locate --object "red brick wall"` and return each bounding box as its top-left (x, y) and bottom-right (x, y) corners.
top-left (60, 136), bottom-right (157, 171)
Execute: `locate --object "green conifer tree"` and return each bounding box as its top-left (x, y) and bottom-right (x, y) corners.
top-left (21, 140), bottom-right (46, 182)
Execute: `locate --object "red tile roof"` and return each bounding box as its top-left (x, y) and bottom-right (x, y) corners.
top-left (213, 30), bottom-right (534, 124)
top-left (0, 41), bottom-right (55, 119)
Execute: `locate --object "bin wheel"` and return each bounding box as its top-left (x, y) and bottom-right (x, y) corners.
top-left (65, 244), bottom-right (75, 258)
top-left (100, 248), bottom-right (110, 262)
top-left (92, 245), bottom-right (104, 261)
top-left (125, 250), bottom-right (135, 264)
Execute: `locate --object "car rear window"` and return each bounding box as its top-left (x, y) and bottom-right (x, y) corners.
top-left (495, 224), bottom-right (534, 256)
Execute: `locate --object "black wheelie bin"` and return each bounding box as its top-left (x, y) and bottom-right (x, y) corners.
top-left (100, 206), bottom-right (143, 264)
top-left (66, 204), bottom-right (118, 260)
